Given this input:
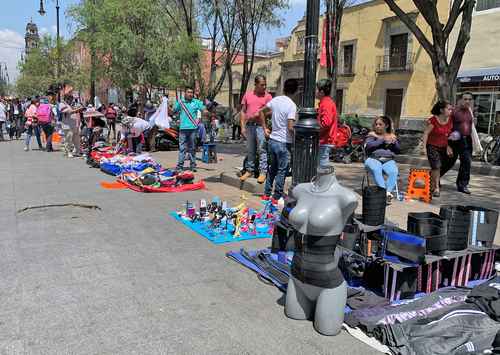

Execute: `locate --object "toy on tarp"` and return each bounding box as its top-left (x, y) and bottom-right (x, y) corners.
top-left (174, 195), bottom-right (279, 242)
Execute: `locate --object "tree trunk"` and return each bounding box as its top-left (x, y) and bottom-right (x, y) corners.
top-left (325, 0), bottom-right (344, 102)
top-left (227, 60), bottom-right (234, 111)
top-left (435, 71), bottom-right (453, 102)
top-left (207, 17), bottom-right (218, 95)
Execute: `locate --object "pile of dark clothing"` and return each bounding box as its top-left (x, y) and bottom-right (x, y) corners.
top-left (345, 281), bottom-right (500, 355)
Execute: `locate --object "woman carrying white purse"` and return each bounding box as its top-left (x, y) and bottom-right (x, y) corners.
top-left (448, 92), bottom-right (483, 195)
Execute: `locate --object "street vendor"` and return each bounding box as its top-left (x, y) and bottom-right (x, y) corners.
top-left (119, 107), bottom-right (151, 154)
top-left (171, 86), bottom-right (208, 172)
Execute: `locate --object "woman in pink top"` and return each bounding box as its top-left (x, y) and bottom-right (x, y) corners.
top-left (240, 75), bottom-right (272, 183)
top-left (24, 98), bottom-right (43, 151)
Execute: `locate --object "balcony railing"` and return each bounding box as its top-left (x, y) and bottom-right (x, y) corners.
top-left (377, 53), bottom-right (413, 73)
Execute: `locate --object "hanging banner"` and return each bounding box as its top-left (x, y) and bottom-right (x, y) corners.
top-left (319, 18), bottom-right (334, 68)
top-left (320, 19), bottom-right (327, 67)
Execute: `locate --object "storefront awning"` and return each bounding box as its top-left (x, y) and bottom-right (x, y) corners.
top-left (458, 67), bottom-right (500, 83)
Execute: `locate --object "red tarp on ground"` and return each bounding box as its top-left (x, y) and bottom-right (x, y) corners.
top-left (117, 178), bottom-right (205, 193)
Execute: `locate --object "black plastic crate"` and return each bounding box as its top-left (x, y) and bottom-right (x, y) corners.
top-left (407, 212), bottom-right (448, 253)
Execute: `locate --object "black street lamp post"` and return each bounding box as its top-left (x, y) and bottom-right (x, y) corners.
top-left (39, 0), bottom-right (61, 100)
top-left (271, 0), bottom-right (322, 252)
top-left (291, 0), bottom-right (321, 187)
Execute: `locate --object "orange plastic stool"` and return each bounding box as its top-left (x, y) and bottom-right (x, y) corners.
top-left (405, 168), bottom-right (432, 203)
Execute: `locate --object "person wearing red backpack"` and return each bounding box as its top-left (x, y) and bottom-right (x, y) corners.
top-left (104, 103), bottom-right (117, 141)
top-left (37, 96), bottom-right (55, 152)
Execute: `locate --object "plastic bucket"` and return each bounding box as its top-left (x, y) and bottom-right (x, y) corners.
top-left (362, 186), bottom-right (387, 226)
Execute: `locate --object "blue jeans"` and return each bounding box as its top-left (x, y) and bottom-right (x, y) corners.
top-left (245, 124), bottom-right (267, 173)
top-left (319, 144), bottom-right (333, 168)
top-left (177, 129), bottom-right (197, 170)
top-left (265, 139), bottom-right (290, 200)
top-left (365, 158), bottom-right (398, 193)
top-left (25, 125), bottom-right (43, 149)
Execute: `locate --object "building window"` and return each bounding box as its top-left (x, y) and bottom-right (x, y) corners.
top-left (389, 33), bottom-right (408, 70)
top-left (336, 89), bottom-right (343, 115)
top-left (476, 0), bottom-right (500, 11)
top-left (296, 32), bottom-right (305, 53)
top-left (343, 44), bottom-right (354, 75)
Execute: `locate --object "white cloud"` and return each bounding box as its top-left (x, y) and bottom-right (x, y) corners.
top-left (51, 25), bottom-right (58, 35)
top-left (40, 27), bottom-right (49, 35)
top-left (0, 29), bottom-right (24, 83)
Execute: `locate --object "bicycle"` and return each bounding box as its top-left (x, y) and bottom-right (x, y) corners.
top-left (482, 135), bottom-right (500, 165)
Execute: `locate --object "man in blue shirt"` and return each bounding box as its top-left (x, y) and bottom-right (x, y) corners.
top-left (172, 86), bottom-right (207, 172)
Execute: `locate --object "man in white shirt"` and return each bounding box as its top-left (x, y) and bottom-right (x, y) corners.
top-left (119, 107), bottom-right (151, 153)
top-left (259, 79), bottom-right (298, 202)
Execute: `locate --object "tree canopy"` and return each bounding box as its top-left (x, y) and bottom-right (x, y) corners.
top-left (16, 35), bottom-right (88, 98)
top-left (69, 0), bottom-right (201, 98)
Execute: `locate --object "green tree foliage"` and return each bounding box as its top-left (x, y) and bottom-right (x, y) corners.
top-left (15, 35), bottom-right (88, 98)
top-left (69, 0), bottom-right (201, 103)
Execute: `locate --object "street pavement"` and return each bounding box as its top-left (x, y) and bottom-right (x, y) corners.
top-left (0, 139), bottom-right (375, 355)
top-left (1, 138), bottom-right (499, 354)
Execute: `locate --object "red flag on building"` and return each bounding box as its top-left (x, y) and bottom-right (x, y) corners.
top-left (320, 19), bottom-right (327, 67)
top-left (320, 18), bottom-right (334, 68)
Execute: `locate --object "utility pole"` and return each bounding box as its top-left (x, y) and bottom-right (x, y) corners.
top-left (291, 0), bottom-right (321, 187)
top-left (90, 0), bottom-right (97, 106)
top-left (39, 0), bottom-right (61, 101)
top-left (56, 0), bottom-right (61, 83)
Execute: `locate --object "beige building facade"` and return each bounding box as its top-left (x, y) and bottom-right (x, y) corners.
top-left (216, 0), bottom-right (500, 131)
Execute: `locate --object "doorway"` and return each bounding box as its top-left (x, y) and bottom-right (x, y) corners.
top-left (385, 89), bottom-right (404, 128)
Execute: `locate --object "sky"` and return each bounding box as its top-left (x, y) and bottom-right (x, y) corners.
top-left (0, 0), bottom-right (307, 83)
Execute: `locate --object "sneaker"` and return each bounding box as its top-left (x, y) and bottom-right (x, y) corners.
top-left (67, 153), bottom-right (74, 158)
top-left (24, 147), bottom-right (29, 151)
top-left (240, 171), bottom-right (252, 181)
top-left (257, 174), bottom-right (266, 184)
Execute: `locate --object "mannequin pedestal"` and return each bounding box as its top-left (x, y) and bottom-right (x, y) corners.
top-left (285, 276), bottom-right (347, 336)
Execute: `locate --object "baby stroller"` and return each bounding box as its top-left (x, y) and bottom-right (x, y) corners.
top-left (81, 109), bottom-right (108, 155)
top-left (332, 123), bottom-right (367, 164)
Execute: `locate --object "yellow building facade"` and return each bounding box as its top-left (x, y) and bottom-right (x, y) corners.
top-left (216, 0), bottom-right (454, 128)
